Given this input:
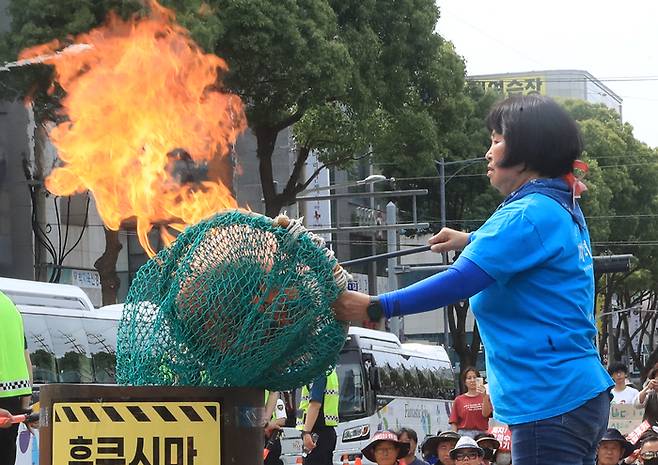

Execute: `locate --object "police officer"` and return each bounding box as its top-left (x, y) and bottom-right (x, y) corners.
top-left (297, 370), bottom-right (339, 465)
top-left (0, 291), bottom-right (33, 465)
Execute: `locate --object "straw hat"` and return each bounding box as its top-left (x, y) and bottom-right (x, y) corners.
top-left (361, 431), bottom-right (410, 463)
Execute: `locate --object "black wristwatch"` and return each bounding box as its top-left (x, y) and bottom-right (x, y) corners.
top-left (367, 296), bottom-right (384, 322)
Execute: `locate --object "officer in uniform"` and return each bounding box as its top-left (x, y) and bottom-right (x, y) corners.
top-left (296, 369), bottom-right (339, 465)
top-left (0, 291), bottom-right (33, 465)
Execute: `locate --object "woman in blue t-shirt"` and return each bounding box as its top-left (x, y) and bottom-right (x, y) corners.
top-left (333, 94), bottom-right (613, 465)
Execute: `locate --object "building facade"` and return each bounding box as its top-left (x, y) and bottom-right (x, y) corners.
top-left (469, 69), bottom-right (623, 116)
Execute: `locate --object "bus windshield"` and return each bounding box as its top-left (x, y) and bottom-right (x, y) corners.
top-left (337, 349), bottom-right (367, 419)
top-left (368, 349), bottom-right (455, 400)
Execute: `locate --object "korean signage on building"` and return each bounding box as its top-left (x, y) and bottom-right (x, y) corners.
top-left (473, 76), bottom-right (546, 97)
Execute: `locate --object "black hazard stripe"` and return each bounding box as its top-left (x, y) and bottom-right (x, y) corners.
top-left (62, 406), bottom-right (78, 422)
top-left (81, 406), bottom-right (100, 422)
top-left (127, 406), bottom-right (150, 422)
top-left (153, 405), bottom-right (177, 422)
top-left (102, 406), bottom-right (125, 422)
top-left (205, 405), bottom-right (217, 420)
top-left (180, 405), bottom-right (203, 422)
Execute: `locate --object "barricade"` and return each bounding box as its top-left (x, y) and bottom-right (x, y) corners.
top-left (38, 384), bottom-right (261, 465)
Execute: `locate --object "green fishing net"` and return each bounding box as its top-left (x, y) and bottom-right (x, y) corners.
top-left (116, 210), bottom-right (350, 391)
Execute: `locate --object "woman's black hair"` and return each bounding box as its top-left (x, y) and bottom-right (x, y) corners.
top-left (486, 94), bottom-right (583, 177)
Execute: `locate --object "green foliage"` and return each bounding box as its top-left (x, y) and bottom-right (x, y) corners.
top-left (0, 0), bottom-right (141, 119)
top-left (2, 0), bottom-right (476, 215)
top-left (562, 99), bottom-right (658, 286)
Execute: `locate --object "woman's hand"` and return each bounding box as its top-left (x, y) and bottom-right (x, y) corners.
top-left (639, 379), bottom-right (658, 404)
top-left (428, 228), bottom-right (471, 253)
top-left (332, 291), bottom-right (371, 322)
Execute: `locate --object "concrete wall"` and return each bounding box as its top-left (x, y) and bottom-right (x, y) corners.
top-left (0, 101), bottom-right (35, 279)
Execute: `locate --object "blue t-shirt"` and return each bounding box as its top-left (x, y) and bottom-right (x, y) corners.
top-left (460, 192), bottom-right (612, 425)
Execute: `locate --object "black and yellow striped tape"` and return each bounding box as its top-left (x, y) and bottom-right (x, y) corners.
top-left (53, 402), bottom-right (219, 424)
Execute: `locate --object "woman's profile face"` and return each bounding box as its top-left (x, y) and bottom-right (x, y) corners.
top-left (485, 131), bottom-right (526, 196)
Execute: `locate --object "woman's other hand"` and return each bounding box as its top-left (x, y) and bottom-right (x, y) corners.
top-left (332, 291), bottom-right (371, 322)
top-left (429, 228), bottom-right (470, 253)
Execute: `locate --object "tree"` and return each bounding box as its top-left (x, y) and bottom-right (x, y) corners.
top-left (562, 100), bottom-right (658, 375)
top-left (1, 1), bottom-right (141, 300)
top-left (175, 0), bottom-right (474, 216)
top-left (1, 0), bottom-right (475, 305)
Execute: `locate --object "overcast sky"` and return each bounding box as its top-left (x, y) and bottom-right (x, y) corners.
top-left (436, 0), bottom-right (658, 149)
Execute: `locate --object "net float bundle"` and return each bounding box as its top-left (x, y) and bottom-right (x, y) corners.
top-left (35, 210), bottom-right (352, 464)
top-left (115, 209), bottom-right (351, 391)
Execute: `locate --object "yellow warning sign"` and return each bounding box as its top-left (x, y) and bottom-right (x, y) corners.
top-left (52, 401), bottom-right (220, 465)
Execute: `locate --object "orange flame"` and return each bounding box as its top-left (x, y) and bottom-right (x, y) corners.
top-left (21, 1), bottom-right (246, 256)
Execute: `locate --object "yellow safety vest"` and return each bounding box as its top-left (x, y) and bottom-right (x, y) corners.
top-left (265, 390), bottom-right (278, 421)
top-left (0, 292), bottom-right (31, 398)
top-left (296, 370), bottom-right (339, 429)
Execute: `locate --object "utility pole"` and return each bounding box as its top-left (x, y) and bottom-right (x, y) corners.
top-left (438, 158), bottom-right (449, 347)
top-left (434, 156), bottom-right (485, 347)
top-left (387, 201), bottom-right (400, 338)
top-left (606, 274), bottom-right (615, 364)
top-left (368, 163), bottom-right (377, 294)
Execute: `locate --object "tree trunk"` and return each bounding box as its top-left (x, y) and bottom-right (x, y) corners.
top-left (94, 228), bottom-right (122, 306)
top-left (255, 126), bottom-right (283, 217)
top-left (449, 300), bottom-right (480, 388)
top-left (32, 124), bottom-right (50, 281)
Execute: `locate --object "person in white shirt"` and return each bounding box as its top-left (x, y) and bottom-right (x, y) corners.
top-left (609, 362), bottom-right (639, 404)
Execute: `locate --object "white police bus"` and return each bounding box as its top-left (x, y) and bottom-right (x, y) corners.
top-left (0, 277), bottom-right (121, 465)
top-left (280, 327), bottom-right (456, 465)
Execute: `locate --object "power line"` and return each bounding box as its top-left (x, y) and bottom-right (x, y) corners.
top-left (393, 161), bottom-right (658, 183)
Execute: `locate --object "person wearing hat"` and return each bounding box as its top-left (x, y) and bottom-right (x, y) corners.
top-left (361, 430), bottom-right (410, 465)
top-left (474, 433), bottom-right (500, 465)
top-left (422, 431), bottom-right (461, 465)
top-left (449, 436), bottom-right (484, 465)
top-left (596, 428), bottom-right (635, 465)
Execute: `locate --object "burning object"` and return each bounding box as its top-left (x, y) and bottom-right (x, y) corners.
top-left (20, 1), bottom-right (246, 256)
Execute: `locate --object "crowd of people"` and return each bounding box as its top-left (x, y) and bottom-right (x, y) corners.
top-left (354, 424), bottom-right (658, 465)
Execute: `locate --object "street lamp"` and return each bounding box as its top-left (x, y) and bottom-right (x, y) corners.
top-left (357, 174), bottom-right (390, 185)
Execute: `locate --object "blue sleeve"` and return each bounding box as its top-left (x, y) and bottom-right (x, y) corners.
top-left (309, 375), bottom-right (327, 402)
top-left (379, 256), bottom-right (495, 318)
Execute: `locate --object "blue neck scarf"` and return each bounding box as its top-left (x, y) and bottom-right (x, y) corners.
top-left (498, 178), bottom-right (586, 230)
